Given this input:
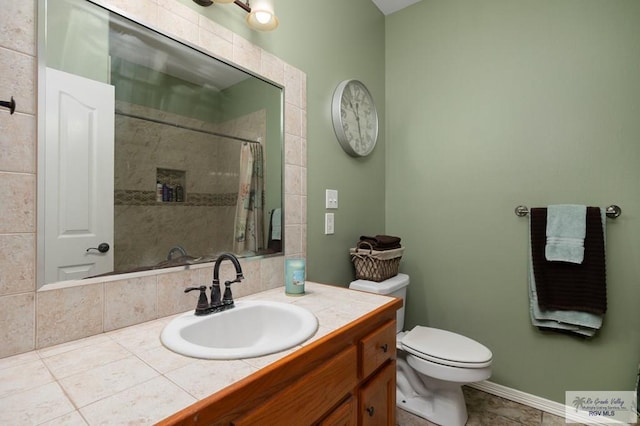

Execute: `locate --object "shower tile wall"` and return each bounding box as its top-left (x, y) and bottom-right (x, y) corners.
top-left (113, 101), bottom-right (266, 271)
top-left (0, 0), bottom-right (307, 358)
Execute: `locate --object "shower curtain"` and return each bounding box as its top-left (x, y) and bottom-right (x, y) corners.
top-left (233, 142), bottom-right (264, 255)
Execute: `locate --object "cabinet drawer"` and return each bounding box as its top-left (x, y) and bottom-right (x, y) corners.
top-left (233, 346), bottom-right (358, 425)
top-left (359, 320), bottom-right (396, 379)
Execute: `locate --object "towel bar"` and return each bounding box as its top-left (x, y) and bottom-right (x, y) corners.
top-left (514, 205), bottom-right (621, 219)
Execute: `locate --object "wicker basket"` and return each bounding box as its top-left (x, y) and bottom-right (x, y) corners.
top-left (350, 242), bottom-right (403, 282)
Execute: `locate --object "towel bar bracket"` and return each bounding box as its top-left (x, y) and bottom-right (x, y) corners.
top-left (605, 205), bottom-right (622, 218)
top-left (515, 204), bottom-right (621, 219)
top-left (514, 205), bottom-right (529, 217)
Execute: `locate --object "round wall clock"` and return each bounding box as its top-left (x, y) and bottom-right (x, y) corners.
top-left (331, 79), bottom-right (379, 157)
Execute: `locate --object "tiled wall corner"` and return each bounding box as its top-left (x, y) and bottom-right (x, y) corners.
top-left (0, 233), bottom-right (35, 295)
top-left (0, 47), bottom-right (36, 114)
top-left (284, 64), bottom-right (304, 108)
top-left (0, 1), bottom-right (36, 55)
top-left (106, 0), bottom-right (159, 27)
top-left (261, 51), bottom-right (285, 86)
top-left (197, 16), bottom-right (233, 62)
top-left (158, 1), bottom-right (199, 46)
top-left (232, 33), bottom-right (262, 72)
top-left (260, 255), bottom-right (286, 289)
top-left (0, 292), bottom-right (35, 358)
top-left (0, 111), bottom-right (36, 173)
top-left (283, 64), bottom-right (307, 260)
top-left (0, 0), bottom-right (37, 357)
top-left (0, 172), bottom-right (36, 233)
top-left (36, 283), bottom-right (104, 348)
top-left (283, 101), bottom-right (303, 139)
top-left (284, 133), bottom-right (302, 168)
top-left (284, 225), bottom-right (303, 258)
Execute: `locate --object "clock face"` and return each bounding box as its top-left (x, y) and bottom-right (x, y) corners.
top-left (332, 80), bottom-right (378, 157)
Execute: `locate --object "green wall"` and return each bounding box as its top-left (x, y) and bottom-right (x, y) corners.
top-left (386, 0), bottom-right (640, 403)
top-left (178, 0), bottom-right (387, 286)
top-left (182, 0), bottom-right (640, 405)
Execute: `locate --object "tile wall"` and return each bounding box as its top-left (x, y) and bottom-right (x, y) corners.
top-left (0, 0), bottom-right (307, 359)
top-left (113, 102), bottom-right (267, 270)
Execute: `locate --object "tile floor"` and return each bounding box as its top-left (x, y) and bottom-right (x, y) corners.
top-left (396, 386), bottom-right (579, 425)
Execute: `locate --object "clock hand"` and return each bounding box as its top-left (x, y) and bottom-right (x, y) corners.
top-left (355, 103), bottom-right (363, 143)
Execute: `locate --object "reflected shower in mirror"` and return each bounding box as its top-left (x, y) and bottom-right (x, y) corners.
top-left (37, 0), bottom-right (284, 286)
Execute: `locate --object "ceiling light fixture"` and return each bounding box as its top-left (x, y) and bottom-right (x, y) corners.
top-left (193, 0), bottom-right (279, 31)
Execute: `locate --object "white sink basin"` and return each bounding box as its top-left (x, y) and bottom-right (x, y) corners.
top-left (160, 300), bottom-right (318, 359)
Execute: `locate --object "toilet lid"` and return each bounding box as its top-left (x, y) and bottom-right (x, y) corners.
top-left (401, 326), bottom-right (492, 368)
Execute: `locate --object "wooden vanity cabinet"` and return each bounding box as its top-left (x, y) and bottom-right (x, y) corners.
top-left (156, 297), bottom-right (401, 426)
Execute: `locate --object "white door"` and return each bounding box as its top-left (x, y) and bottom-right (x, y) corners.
top-left (44, 67), bottom-right (115, 283)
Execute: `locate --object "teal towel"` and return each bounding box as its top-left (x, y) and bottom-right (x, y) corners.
top-left (545, 204), bottom-right (586, 263)
top-left (529, 210), bottom-right (605, 337)
top-left (529, 255), bottom-right (601, 336)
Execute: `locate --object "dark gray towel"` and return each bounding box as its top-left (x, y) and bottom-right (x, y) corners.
top-left (359, 235), bottom-right (402, 250)
top-left (530, 207), bottom-right (607, 315)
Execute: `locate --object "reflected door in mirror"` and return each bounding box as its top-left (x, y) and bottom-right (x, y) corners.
top-left (43, 67), bottom-right (115, 283)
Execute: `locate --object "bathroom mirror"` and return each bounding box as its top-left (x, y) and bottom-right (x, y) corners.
top-left (37, 0), bottom-right (283, 286)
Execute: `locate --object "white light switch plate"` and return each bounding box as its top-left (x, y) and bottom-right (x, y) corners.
top-left (325, 189), bottom-right (338, 209)
top-left (325, 213), bottom-right (335, 234)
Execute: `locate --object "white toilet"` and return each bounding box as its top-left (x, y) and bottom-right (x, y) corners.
top-left (349, 273), bottom-right (492, 426)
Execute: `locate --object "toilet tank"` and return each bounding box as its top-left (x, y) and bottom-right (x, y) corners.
top-left (349, 273), bottom-right (409, 333)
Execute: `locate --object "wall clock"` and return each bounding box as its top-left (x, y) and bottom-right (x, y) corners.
top-left (331, 79), bottom-right (379, 157)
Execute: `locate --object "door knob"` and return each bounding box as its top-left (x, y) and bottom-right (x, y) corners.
top-left (87, 243), bottom-right (110, 253)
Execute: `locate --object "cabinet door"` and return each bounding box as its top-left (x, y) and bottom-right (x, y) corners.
top-left (233, 346), bottom-right (358, 425)
top-left (358, 361), bottom-right (396, 426)
top-left (317, 396), bottom-right (357, 425)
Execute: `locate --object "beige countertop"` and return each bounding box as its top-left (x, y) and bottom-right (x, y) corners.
top-left (0, 282), bottom-right (395, 425)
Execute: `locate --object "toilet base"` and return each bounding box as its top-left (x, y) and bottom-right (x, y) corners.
top-left (397, 388), bottom-right (468, 426)
top-left (396, 357), bottom-right (469, 426)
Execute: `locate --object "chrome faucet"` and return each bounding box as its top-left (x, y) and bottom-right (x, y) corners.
top-left (211, 253), bottom-right (244, 310)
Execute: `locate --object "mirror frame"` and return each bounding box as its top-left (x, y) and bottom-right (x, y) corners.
top-left (36, 0), bottom-right (301, 290)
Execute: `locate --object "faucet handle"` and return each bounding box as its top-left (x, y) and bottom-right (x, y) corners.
top-left (184, 286), bottom-right (209, 315)
top-left (222, 279), bottom-right (241, 307)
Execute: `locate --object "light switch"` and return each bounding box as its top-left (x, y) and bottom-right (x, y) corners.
top-left (325, 189), bottom-right (338, 209)
top-left (325, 213), bottom-right (335, 234)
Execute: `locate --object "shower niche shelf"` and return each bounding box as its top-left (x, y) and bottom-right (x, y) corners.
top-left (156, 168), bottom-right (186, 203)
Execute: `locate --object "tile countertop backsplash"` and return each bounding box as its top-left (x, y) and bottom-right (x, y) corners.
top-left (0, 282), bottom-right (395, 425)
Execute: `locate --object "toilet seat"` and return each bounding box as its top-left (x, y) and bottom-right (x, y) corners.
top-left (401, 326), bottom-right (492, 368)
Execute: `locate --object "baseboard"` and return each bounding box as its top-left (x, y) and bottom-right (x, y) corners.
top-left (467, 381), bottom-right (629, 425)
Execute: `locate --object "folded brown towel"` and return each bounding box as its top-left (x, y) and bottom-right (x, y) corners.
top-left (530, 207), bottom-right (607, 315)
top-left (359, 235), bottom-right (402, 250)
